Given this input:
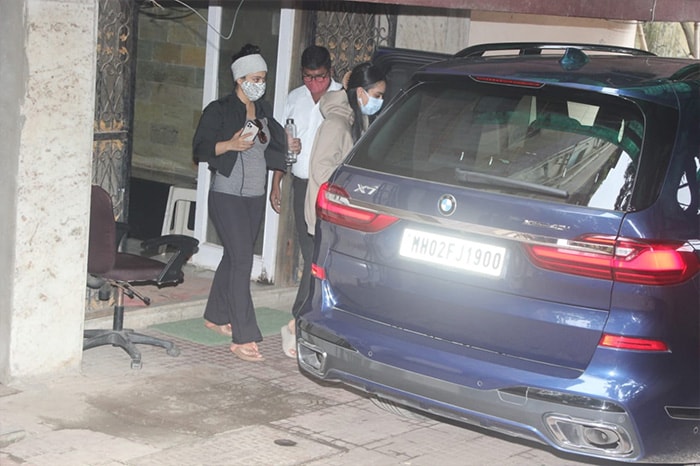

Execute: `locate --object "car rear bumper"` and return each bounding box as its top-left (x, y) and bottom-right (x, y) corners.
top-left (297, 320), bottom-right (680, 463)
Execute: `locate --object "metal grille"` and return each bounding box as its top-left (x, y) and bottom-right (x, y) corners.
top-left (311, 2), bottom-right (397, 81)
top-left (93, 0), bottom-right (138, 221)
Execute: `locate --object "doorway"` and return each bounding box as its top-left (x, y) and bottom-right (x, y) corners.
top-left (191, 3), bottom-right (285, 281)
top-left (127, 1), bottom-right (396, 285)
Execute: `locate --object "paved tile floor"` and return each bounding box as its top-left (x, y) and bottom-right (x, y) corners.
top-left (0, 326), bottom-right (624, 465)
top-left (1, 264), bottom-right (624, 465)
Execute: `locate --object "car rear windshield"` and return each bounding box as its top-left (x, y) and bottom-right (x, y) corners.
top-left (349, 80), bottom-right (665, 211)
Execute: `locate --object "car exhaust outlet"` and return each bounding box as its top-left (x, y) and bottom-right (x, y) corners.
top-left (298, 339), bottom-right (328, 375)
top-left (544, 414), bottom-right (633, 457)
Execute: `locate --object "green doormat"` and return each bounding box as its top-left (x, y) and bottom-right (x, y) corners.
top-left (149, 307), bottom-right (292, 346)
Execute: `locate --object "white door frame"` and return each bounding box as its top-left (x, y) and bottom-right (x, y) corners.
top-left (191, 6), bottom-right (296, 285)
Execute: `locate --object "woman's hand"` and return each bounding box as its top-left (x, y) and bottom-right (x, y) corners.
top-left (216, 128), bottom-right (254, 156)
top-left (269, 184), bottom-right (282, 213)
top-left (229, 128), bottom-right (255, 152)
top-left (269, 170), bottom-right (285, 214)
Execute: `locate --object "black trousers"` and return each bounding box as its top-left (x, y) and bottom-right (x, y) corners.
top-left (292, 176), bottom-right (314, 316)
top-left (204, 191), bottom-right (265, 344)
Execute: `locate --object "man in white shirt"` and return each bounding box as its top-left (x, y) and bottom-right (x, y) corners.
top-left (270, 46), bottom-right (342, 346)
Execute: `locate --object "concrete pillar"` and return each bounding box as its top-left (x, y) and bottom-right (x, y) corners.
top-left (0, 0), bottom-right (97, 382)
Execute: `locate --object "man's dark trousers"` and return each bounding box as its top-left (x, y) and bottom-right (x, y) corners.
top-left (292, 175), bottom-right (314, 315)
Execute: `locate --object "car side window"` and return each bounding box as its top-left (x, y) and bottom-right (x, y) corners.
top-left (676, 154), bottom-right (700, 214)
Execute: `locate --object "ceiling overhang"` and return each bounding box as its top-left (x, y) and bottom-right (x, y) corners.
top-left (274, 0), bottom-right (700, 22)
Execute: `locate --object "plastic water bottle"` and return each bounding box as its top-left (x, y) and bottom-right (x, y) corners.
top-left (285, 118), bottom-right (297, 165)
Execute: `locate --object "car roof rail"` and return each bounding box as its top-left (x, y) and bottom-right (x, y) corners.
top-left (454, 42), bottom-right (655, 58)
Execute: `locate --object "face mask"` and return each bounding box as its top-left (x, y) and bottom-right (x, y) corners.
top-left (305, 76), bottom-right (331, 95)
top-left (359, 92), bottom-right (383, 116)
top-left (241, 81), bottom-right (266, 101)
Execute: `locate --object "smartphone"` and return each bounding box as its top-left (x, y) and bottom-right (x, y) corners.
top-left (240, 120), bottom-right (259, 142)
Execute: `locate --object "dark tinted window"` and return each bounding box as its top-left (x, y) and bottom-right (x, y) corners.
top-left (350, 81), bottom-right (649, 211)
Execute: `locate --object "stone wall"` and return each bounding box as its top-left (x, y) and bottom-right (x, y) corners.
top-left (395, 8), bottom-right (470, 53)
top-left (132, 8), bottom-right (207, 186)
top-left (131, 5), bottom-right (281, 187)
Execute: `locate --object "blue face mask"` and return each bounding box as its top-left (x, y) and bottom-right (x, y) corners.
top-left (359, 91), bottom-right (383, 116)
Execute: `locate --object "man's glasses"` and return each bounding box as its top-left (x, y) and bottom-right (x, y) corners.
top-left (252, 119), bottom-right (267, 144)
top-left (302, 71), bottom-right (330, 82)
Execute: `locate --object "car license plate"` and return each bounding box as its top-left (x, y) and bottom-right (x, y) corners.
top-left (399, 228), bottom-right (506, 277)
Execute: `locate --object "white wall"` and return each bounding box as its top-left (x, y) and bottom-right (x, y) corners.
top-left (0, 0), bottom-right (97, 382)
top-left (469, 11), bottom-right (637, 47)
top-left (0, 0), bottom-right (23, 383)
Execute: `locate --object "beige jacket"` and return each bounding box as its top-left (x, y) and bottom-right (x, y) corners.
top-left (304, 89), bottom-right (367, 235)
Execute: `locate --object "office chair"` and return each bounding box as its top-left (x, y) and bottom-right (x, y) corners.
top-left (84, 185), bottom-right (199, 369)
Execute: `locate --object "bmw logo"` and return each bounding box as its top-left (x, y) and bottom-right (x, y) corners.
top-left (437, 194), bottom-right (457, 216)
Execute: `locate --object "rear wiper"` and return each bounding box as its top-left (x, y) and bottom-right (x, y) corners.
top-left (454, 168), bottom-right (569, 199)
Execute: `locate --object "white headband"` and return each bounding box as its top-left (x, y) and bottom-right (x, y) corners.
top-left (231, 54), bottom-right (267, 80)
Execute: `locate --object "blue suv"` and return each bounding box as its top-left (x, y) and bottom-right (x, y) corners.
top-left (296, 43), bottom-right (700, 464)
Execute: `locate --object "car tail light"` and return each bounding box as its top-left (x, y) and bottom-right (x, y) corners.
top-left (316, 182), bottom-right (399, 232)
top-left (311, 262), bottom-right (326, 280)
top-left (471, 75), bottom-right (543, 88)
top-left (599, 334), bottom-right (668, 351)
top-left (525, 235), bottom-right (699, 285)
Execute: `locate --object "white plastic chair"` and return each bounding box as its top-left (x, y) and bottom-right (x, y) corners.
top-left (161, 186), bottom-right (196, 236)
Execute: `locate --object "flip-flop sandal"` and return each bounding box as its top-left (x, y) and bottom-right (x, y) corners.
top-left (281, 324), bottom-right (296, 358)
top-left (231, 344), bottom-right (265, 362)
top-left (204, 320), bottom-right (232, 337)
